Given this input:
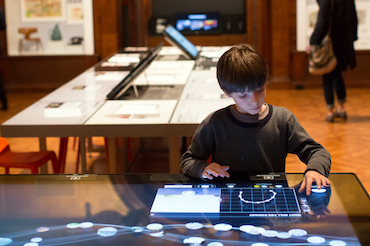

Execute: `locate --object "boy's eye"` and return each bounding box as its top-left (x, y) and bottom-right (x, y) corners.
top-left (238, 94), bottom-right (247, 98)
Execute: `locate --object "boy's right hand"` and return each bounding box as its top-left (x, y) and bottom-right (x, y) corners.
top-left (202, 163), bottom-right (230, 180)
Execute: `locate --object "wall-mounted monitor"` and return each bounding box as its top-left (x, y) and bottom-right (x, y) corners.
top-left (175, 12), bottom-right (220, 35)
top-left (106, 42), bottom-right (163, 100)
top-left (163, 24), bottom-right (199, 60)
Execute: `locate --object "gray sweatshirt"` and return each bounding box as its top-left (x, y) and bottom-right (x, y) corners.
top-left (180, 104), bottom-right (331, 179)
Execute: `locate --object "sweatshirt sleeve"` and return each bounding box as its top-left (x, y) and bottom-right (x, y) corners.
top-left (310, 0), bottom-right (331, 45)
top-left (180, 116), bottom-right (215, 179)
top-left (286, 113), bottom-right (331, 177)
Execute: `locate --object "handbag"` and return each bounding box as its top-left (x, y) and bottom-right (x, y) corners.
top-left (308, 0), bottom-right (336, 75)
top-left (308, 35), bottom-right (337, 75)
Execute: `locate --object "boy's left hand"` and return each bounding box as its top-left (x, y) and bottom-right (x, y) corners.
top-left (298, 170), bottom-right (330, 196)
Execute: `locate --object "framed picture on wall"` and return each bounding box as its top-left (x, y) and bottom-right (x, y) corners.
top-left (67, 3), bottom-right (84, 24)
top-left (20, 0), bottom-right (66, 22)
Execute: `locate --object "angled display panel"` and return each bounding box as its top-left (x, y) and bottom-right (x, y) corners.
top-left (106, 42), bottom-right (163, 100)
top-left (163, 24), bottom-right (199, 60)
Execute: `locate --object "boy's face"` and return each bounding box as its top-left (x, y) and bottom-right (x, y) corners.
top-left (225, 85), bottom-right (267, 115)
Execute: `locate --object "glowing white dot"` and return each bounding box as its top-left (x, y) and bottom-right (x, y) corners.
top-left (79, 222), bottom-right (94, 228)
top-left (261, 230), bottom-right (278, 237)
top-left (312, 188), bottom-right (327, 193)
top-left (207, 242), bottom-right (223, 246)
top-left (213, 223), bottom-right (232, 231)
top-left (97, 227), bottom-right (118, 237)
top-left (130, 226), bottom-right (144, 233)
top-left (147, 223), bottom-right (163, 231)
top-left (30, 238), bottom-right (42, 243)
top-left (36, 227), bottom-right (49, 233)
top-left (251, 243), bottom-right (269, 246)
top-left (256, 227), bottom-right (266, 234)
top-left (288, 228), bottom-right (307, 237)
top-left (183, 237), bottom-right (205, 244)
top-left (23, 243), bottom-right (38, 246)
top-left (307, 236), bottom-right (326, 244)
top-left (0, 238), bottom-right (13, 246)
top-left (185, 222), bottom-right (203, 230)
top-left (66, 223), bottom-right (80, 229)
top-left (182, 190), bottom-right (196, 196)
top-left (275, 184), bottom-right (283, 188)
top-left (149, 231), bottom-right (164, 237)
top-left (329, 240), bottom-right (346, 246)
top-left (277, 232), bottom-right (291, 239)
top-left (239, 225), bottom-right (261, 235)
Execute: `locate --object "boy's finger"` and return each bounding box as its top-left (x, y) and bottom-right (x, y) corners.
top-left (306, 178), bottom-right (313, 196)
top-left (298, 179), bottom-right (306, 193)
top-left (219, 168), bottom-right (230, 177)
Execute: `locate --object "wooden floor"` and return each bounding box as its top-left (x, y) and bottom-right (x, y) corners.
top-left (0, 87), bottom-right (369, 194)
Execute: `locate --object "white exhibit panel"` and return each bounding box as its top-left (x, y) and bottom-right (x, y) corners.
top-left (296, 0), bottom-right (370, 51)
top-left (180, 70), bottom-right (227, 100)
top-left (3, 100), bottom-right (104, 126)
top-left (186, 70), bottom-right (218, 85)
top-left (170, 99), bottom-right (234, 124)
top-left (134, 60), bottom-right (195, 86)
top-left (5, 0), bottom-right (94, 56)
top-left (159, 46), bottom-right (183, 56)
top-left (100, 53), bottom-right (141, 68)
top-left (85, 100), bottom-right (178, 125)
top-left (39, 71), bottom-right (129, 102)
top-left (200, 46), bottom-right (232, 59)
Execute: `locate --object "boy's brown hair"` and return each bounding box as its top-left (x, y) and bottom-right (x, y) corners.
top-left (217, 44), bottom-right (269, 94)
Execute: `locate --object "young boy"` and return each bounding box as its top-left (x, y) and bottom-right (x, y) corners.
top-left (180, 44), bottom-right (331, 195)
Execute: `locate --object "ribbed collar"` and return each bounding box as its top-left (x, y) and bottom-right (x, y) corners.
top-left (229, 103), bottom-right (269, 123)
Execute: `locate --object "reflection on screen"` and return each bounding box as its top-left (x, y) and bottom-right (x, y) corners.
top-left (164, 25), bottom-right (199, 59)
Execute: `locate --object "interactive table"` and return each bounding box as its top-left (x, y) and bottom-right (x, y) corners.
top-left (0, 173), bottom-right (369, 245)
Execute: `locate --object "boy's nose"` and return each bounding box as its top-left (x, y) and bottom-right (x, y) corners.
top-left (250, 93), bottom-right (259, 103)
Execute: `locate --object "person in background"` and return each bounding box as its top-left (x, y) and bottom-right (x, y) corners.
top-left (180, 44), bottom-right (331, 196)
top-left (0, 6), bottom-right (8, 111)
top-left (309, 0), bottom-right (358, 122)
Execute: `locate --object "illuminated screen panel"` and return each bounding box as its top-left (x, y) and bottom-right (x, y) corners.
top-left (150, 186), bottom-right (301, 218)
top-left (163, 25), bottom-right (199, 60)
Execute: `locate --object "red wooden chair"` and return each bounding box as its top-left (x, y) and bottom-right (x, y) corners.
top-left (0, 137), bottom-right (60, 174)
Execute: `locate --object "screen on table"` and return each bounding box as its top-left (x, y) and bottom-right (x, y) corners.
top-left (150, 183), bottom-right (302, 218)
top-left (0, 174), bottom-right (366, 246)
top-left (106, 42), bottom-right (163, 100)
top-left (163, 24), bottom-right (199, 60)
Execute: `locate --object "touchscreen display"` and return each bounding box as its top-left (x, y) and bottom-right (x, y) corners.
top-left (150, 184), bottom-right (302, 218)
top-left (163, 25), bottom-right (199, 60)
top-left (0, 174), bottom-right (367, 246)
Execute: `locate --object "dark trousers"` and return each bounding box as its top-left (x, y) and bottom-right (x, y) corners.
top-left (322, 67), bottom-right (346, 110)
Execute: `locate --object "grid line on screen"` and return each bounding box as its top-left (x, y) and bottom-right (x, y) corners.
top-left (220, 187), bottom-right (301, 215)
